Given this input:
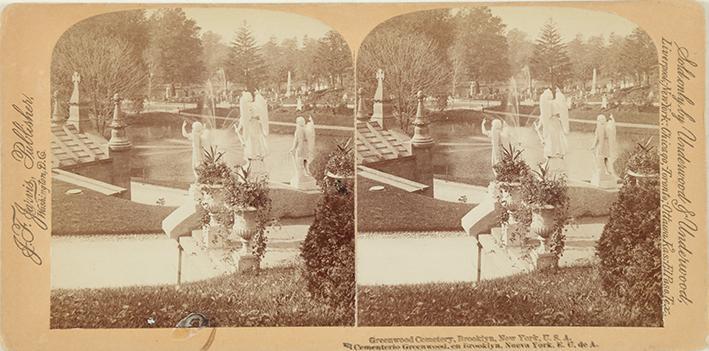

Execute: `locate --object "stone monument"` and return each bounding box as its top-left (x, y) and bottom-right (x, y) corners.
top-left (411, 91), bottom-right (434, 195)
top-left (372, 69), bottom-right (385, 119)
top-left (66, 72), bottom-right (90, 132)
top-left (286, 71), bottom-right (292, 97)
top-left (51, 91), bottom-right (64, 124)
top-left (108, 94), bottom-right (132, 151)
top-left (355, 88), bottom-right (369, 123)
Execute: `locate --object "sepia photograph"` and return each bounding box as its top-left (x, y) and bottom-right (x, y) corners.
top-left (48, 7), bottom-right (355, 328)
top-left (354, 6), bottom-right (661, 327)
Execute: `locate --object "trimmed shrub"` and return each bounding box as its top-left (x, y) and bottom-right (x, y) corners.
top-left (596, 176), bottom-right (661, 324)
top-left (300, 141), bottom-right (354, 312)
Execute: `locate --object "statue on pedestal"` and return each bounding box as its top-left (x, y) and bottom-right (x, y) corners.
top-left (289, 116), bottom-right (316, 190)
top-left (235, 92), bottom-right (268, 169)
top-left (590, 114), bottom-right (617, 188)
top-left (534, 89), bottom-right (567, 159)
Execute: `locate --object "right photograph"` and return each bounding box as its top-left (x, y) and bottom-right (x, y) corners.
top-left (355, 6), bottom-right (661, 327)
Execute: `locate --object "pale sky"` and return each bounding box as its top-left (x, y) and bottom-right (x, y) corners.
top-left (489, 6), bottom-right (638, 42)
top-left (183, 8), bottom-right (333, 46)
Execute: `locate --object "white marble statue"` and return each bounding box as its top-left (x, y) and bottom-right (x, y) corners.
top-left (481, 118), bottom-right (505, 169)
top-left (590, 114), bottom-right (617, 187)
top-left (296, 96), bottom-right (303, 112)
top-left (239, 91), bottom-right (253, 122)
top-left (289, 116), bottom-right (316, 189)
top-left (235, 92), bottom-right (268, 166)
top-left (182, 121), bottom-right (206, 181)
top-left (601, 94), bottom-right (608, 109)
top-left (254, 90), bottom-right (269, 136)
top-left (534, 89), bottom-right (567, 160)
top-left (554, 87), bottom-right (570, 134)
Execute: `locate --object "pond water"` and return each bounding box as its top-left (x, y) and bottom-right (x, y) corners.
top-left (430, 116), bottom-right (658, 185)
top-left (126, 114), bottom-right (341, 185)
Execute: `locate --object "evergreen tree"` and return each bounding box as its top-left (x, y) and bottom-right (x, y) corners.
top-left (530, 19), bottom-right (572, 88)
top-left (225, 22), bottom-right (266, 91)
top-left (301, 142), bottom-right (355, 317)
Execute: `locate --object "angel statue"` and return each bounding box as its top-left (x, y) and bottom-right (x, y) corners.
top-left (481, 118), bottom-right (507, 172)
top-left (533, 88), bottom-right (568, 160)
top-left (253, 89), bottom-right (269, 137)
top-left (590, 114), bottom-right (617, 188)
top-left (289, 116), bottom-right (316, 190)
top-left (235, 92), bottom-right (269, 169)
top-left (182, 120), bottom-right (206, 182)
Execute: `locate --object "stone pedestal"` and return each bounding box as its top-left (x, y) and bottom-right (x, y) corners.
top-left (591, 171), bottom-right (616, 189)
top-left (291, 173), bottom-right (317, 191)
top-left (108, 94), bottom-right (132, 151)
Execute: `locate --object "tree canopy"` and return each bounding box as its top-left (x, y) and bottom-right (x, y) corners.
top-left (147, 8), bottom-right (205, 86)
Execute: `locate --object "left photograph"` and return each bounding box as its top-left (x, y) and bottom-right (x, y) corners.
top-left (49, 8), bottom-right (355, 328)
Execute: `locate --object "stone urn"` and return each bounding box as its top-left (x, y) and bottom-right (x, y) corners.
top-left (233, 207), bottom-right (260, 273)
top-left (199, 184), bottom-right (227, 218)
top-left (530, 204), bottom-right (556, 239)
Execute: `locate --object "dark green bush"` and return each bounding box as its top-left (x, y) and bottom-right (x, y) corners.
top-left (300, 141), bottom-right (354, 312)
top-left (596, 177), bottom-right (661, 323)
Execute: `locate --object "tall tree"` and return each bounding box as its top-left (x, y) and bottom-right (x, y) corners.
top-left (620, 27), bottom-right (658, 86)
top-left (379, 8), bottom-right (456, 61)
top-left (147, 8), bottom-right (204, 87)
top-left (530, 19), bottom-right (572, 88)
top-left (357, 28), bottom-right (451, 132)
top-left (51, 10), bottom-right (149, 136)
top-left (566, 33), bottom-right (590, 89)
top-left (453, 7), bottom-right (511, 90)
top-left (52, 30), bottom-right (148, 136)
top-left (315, 30), bottom-right (353, 89)
top-left (225, 22), bottom-right (266, 91)
top-left (297, 35), bottom-right (321, 90)
top-left (603, 32), bottom-right (626, 83)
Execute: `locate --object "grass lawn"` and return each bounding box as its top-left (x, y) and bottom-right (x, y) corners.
top-left (357, 176), bottom-right (474, 232)
top-left (52, 179), bottom-right (174, 235)
top-left (51, 266), bottom-right (353, 328)
top-left (357, 265), bottom-right (661, 327)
